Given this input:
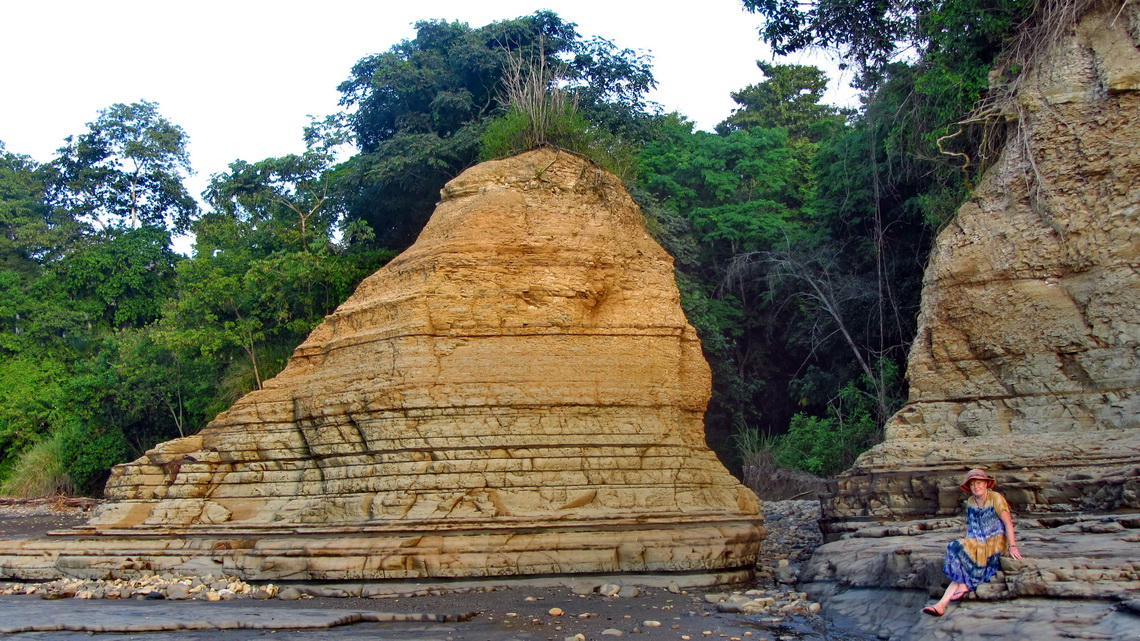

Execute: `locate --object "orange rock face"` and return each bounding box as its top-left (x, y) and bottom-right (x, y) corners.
top-left (2, 150), bottom-right (761, 585)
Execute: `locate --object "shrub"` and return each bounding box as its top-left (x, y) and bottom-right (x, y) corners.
top-left (774, 380), bottom-right (879, 476)
top-left (0, 433), bottom-right (74, 497)
top-left (479, 46), bottom-right (639, 180)
top-left (58, 419), bottom-right (129, 497)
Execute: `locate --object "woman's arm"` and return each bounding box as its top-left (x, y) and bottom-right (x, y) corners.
top-left (1000, 510), bottom-right (1023, 559)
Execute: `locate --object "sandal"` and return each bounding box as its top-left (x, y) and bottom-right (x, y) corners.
top-left (949, 586), bottom-right (970, 601)
top-left (923, 605), bottom-right (945, 616)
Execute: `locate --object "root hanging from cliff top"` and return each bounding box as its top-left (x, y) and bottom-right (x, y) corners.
top-left (943, 0), bottom-right (1127, 207)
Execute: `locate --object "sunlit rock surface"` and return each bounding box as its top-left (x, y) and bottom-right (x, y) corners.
top-left (0, 149), bottom-right (762, 585)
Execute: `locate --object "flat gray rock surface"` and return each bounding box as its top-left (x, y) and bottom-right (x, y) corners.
top-left (0, 597), bottom-right (467, 633)
top-left (820, 588), bottom-right (1140, 641)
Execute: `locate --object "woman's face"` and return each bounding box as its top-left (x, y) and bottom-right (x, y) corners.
top-left (968, 479), bottom-right (989, 496)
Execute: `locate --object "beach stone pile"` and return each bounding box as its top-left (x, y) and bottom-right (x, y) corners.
top-left (753, 500), bottom-right (822, 588)
top-left (0, 573), bottom-right (283, 601)
top-left (701, 500), bottom-right (832, 628)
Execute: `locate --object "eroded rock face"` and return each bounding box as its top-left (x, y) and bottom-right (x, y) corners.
top-left (808, 6), bottom-right (1140, 638)
top-left (1, 149), bottom-right (761, 584)
top-left (825, 4), bottom-right (1140, 526)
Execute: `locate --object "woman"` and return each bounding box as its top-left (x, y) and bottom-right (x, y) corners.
top-left (922, 469), bottom-right (1023, 616)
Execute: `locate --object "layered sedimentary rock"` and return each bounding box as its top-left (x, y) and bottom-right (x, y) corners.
top-left (825, 3), bottom-right (1140, 526)
top-left (0, 149), bottom-right (762, 584)
top-left (807, 6), bottom-right (1140, 638)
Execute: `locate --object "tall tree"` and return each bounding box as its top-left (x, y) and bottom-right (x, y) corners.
top-left (1, 143), bottom-right (76, 271)
top-left (204, 149), bottom-right (343, 254)
top-left (718, 62), bottom-right (843, 142)
top-left (638, 112), bottom-right (816, 446)
top-left (52, 101), bottom-right (198, 232)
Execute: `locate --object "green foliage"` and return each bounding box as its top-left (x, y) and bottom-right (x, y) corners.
top-left (58, 417), bottom-right (128, 496)
top-left (772, 360), bottom-right (902, 475)
top-left (0, 432), bottom-right (73, 498)
top-left (51, 101), bottom-right (198, 233)
top-left (638, 107), bottom-right (822, 440)
top-left (336, 11), bottom-right (657, 250)
top-left (1, 143), bottom-right (76, 269)
top-left (204, 149), bottom-right (344, 253)
top-left (774, 379), bottom-right (878, 476)
top-left (742, 0), bottom-right (919, 73)
top-left (480, 107), bottom-right (639, 180)
top-left (0, 102), bottom-right (399, 494)
top-left (743, 0), bottom-right (1036, 221)
top-left (731, 424), bottom-right (781, 462)
top-left (640, 115), bottom-right (807, 253)
top-left (54, 227), bottom-right (180, 330)
top-left (719, 62), bottom-right (845, 142)
top-left (163, 242), bottom-right (393, 391)
top-left (0, 357), bottom-right (66, 468)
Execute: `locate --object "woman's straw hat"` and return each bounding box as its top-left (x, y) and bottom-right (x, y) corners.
top-left (959, 468), bottom-right (997, 492)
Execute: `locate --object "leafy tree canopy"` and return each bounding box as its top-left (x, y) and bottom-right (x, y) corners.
top-left (52, 101), bottom-right (198, 233)
top-left (1, 144), bottom-right (74, 269)
top-left (718, 62), bottom-right (845, 142)
top-left (204, 149), bottom-right (344, 255)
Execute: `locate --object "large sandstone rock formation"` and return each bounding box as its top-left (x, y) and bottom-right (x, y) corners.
top-left (806, 5), bottom-right (1140, 639)
top-left (0, 149), bottom-right (762, 586)
top-left (825, 3), bottom-right (1140, 526)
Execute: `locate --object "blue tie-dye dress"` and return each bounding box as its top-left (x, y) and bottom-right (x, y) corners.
top-left (943, 491), bottom-right (1011, 590)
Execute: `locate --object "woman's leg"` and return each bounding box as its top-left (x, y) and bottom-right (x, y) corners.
top-left (924, 581), bottom-right (967, 615)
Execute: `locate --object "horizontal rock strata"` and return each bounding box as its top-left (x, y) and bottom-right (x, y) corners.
top-left (825, 3), bottom-right (1140, 527)
top-left (0, 149), bottom-right (761, 585)
top-left (811, 6), bottom-right (1140, 639)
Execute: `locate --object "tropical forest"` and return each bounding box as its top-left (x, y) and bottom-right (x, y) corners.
top-left (1, 0), bottom-right (1042, 496)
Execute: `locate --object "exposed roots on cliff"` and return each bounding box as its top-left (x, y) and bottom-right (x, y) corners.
top-left (951, 0), bottom-right (1129, 186)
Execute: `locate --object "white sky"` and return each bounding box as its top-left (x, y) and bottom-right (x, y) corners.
top-left (2, 0), bottom-right (856, 207)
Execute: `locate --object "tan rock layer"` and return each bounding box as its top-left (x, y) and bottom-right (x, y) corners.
top-left (825, 4), bottom-right (1140, 525)
top-left (1, 149), bottom-right (761, 584)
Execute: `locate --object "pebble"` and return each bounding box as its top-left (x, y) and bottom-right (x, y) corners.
top-left (598, 584), bottom-right (621, 597)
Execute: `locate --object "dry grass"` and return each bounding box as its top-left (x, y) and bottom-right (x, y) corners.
top-left (950, 0), bottom-right (1121, 177)
top-left (498, 42), bottom-right (577, 150)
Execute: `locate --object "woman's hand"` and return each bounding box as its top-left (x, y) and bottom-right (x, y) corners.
top-left (999, 510), bottom-right (1021, 559)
